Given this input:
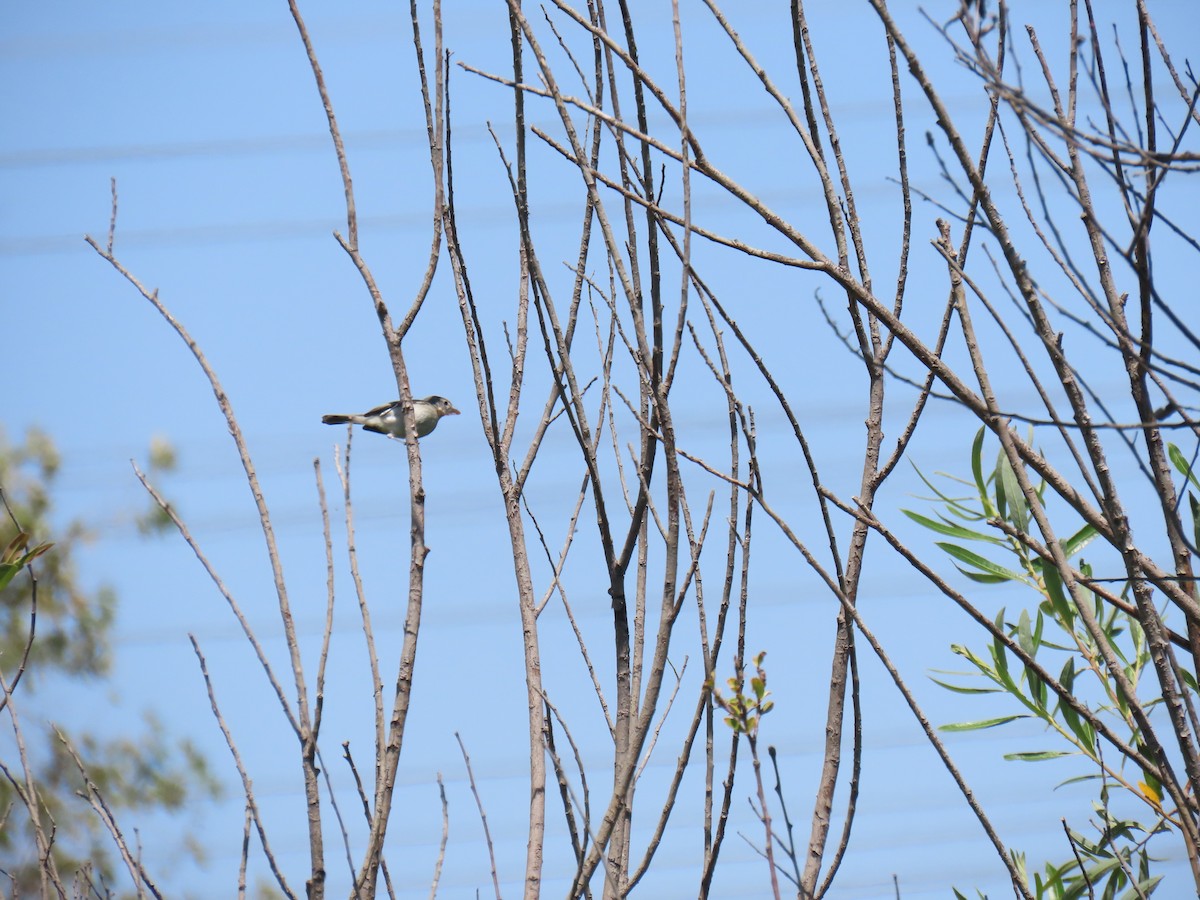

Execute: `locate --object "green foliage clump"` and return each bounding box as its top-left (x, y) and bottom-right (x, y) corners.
top-left (0, 427), bottom-right (219, 893)
top-left (913, 428), bottom-right (1193, 899)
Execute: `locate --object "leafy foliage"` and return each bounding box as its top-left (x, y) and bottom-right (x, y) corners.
top-left (710, 651), bottom-right (775, 737)
top-left (913, 429), bottom-right (1189, 899)
top-left (0, 427), bottom-right (219, 891)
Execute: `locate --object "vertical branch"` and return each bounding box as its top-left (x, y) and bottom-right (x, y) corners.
top-left (83, 238), bottom-right (325, 894)
top-left (55, 728), bottom-right (165, 900)
top-left (311, 458), bottom-right (335, 770)
top-left (285, 0), bottom-right (355, 247)
top-left (333, 435), bottom-right (385, 771)
top-left (0, 490), bottom-right (43, 715)
top-left (441, 8), bottom-right (549, 896)
top-left (190, 638), bottom-right (297, 900)
top-left (0, 669), bottom-right (64, 898)
top-left (286, 0), bottom-right (455, 892)
top-left (456, 733), bottom-right (503, 900)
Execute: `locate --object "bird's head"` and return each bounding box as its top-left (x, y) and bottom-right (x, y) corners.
top-left (421, 395), bottom-right (461, 419)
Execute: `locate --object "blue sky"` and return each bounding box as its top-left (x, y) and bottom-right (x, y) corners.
top-left (4, 2), bottom-right (1199, 897)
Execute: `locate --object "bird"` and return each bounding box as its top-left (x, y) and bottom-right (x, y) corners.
top-left (322, 396), bottom-right (461, 439)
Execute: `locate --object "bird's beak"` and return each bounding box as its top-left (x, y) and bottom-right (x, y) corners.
top-left (447, 405), bottom-right (461, 416)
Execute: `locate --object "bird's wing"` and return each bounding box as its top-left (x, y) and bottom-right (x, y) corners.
top-left (362, 400), bottom-right (401, 417)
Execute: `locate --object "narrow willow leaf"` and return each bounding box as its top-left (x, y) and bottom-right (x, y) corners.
top-left (1082, 856), bottom-right (1123, 880)
top-left (954, 566), bottom-right (1010, 584)
top-left (910, 462), bottom-right (977, 509)
top-left (940, 714), bottom-right (1028, 732)
top-left (1009, 850), bottom-right (1027, 881)
top-left (1135, 875), bottom-right (1164, 896)
top-left (991, 609), bottom-right (1009, 681)
top-left (1058, 657), bottom-right (1076, 693)
top-left (1060, 522), bottom-right (1100, 558)
top-left (1025, 666), bottom-right (1047, 711)
top-left (1043, 564), bottom-right (1074, 626)
top-left (1040, 863), bottom-right (1065, 895)
top-left (1, 531), bottom-right (29, 562)
top-left (1168, 442), bottom-right (1200, 489)
top-left (1180, 667), bottom-right (1198, 693)
top-left (0, 535), bottom-right (53, 592)
top-left (0, 563), bottom-right (20, 592)
top-left (1056, 659), bottom-right (1096, 753)
top-left (1031, 608), bottom-right (1045, 650)
top-left (1140, 762), bottom-right (1163, 803)
top-left (1191, 492), bottom-right (1200, 553)
top-left (996, 449), bottom-right (1030, 534)
top-left (929, 676), bottom-right (1002, 695)
top-left (1138, 780), bottom-right (1163, 806)
top-left (952, 646), bottom-right (1010, 692)
top-left (1017, 609), bottom-right (1035, 656)
top-left (991, 608), bottom-right (1009, 681)
top-left (938, 542), bottom-right (1027, 582)
top-left (901, 509), bottom-right (1000, 543)
top-left (1003, 749), bottom-right (1073, 761)
top-left (1071, 717), bottom-right (1095, 755)
top-left (994, 453), bottom-right (1008, 522)
top-left (971, 426), bottom-right (989, 506)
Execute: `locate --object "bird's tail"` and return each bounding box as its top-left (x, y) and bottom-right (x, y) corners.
top-left (322, 414), bottom-right (357, 425)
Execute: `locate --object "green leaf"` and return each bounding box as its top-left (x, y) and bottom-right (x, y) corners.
top-left (954, 566), bottom-right (1011, 584)
top-left (1179, 667), bottom-right (1197, 693)
top-left (1058, 657), bottom-right (1076, 694)
top-left (2, 532), bottom-right (52, 566)
top-left (1009, 849), bottom-right (1027, 882)
top-left (996, 449), bottom-right (1030, 534)
top-left (1140, 762), bottom-right (1163, 804)
top-left (0, 533), bottom-right (53, 592)
top-left (910, 462), bottom-right (978, 511)
top-left (1025, 665), bottom-right (1047, 711)
top-left (901, 508), bottom-right (1001, 543)
top-left (940, 714), bottom-right (1027, 732)
top-left (1017, 609), bottom-right (1036, 656)
top-left (1056, 772), bottom-right (1102, 789)
top-left (1083, 855), bottom-right (1124, 880)
top-left (2, 531), bottom-right (30, 563)
top-left (1039, 861), bottom-right (1065, 895)
top-left (1190, 492), bottom-right (1200, 553)
top-left (1043, 565), bottom-right (1074, 627)
top-left (1056, 661), bottom-right (1096, 754)
top-left (930, 676), bottom-right (1003, 695)
top-left (992, 609), bottom-right (1009, 680)
top-left (1127, 875), bottom-right (1163, 898)
top-left (938, 542), bottom-right (1027, 582)
top-left (1060, 522), bottom-right (1100, 559)
top-left (1003, 749), bottom-right (1073, 761)
top-left (1168, 442), bottom-right (1200, 489)
top-left (0, 562), bottom-right (19, 592)
top-left (970, 426), bottom-right (991, 511)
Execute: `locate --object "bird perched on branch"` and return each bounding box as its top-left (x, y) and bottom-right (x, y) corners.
top-left (322, 396), bottom-right (460, 439)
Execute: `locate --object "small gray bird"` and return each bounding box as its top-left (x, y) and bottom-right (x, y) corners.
top-left (322, 396), bottom-right (461, 439)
